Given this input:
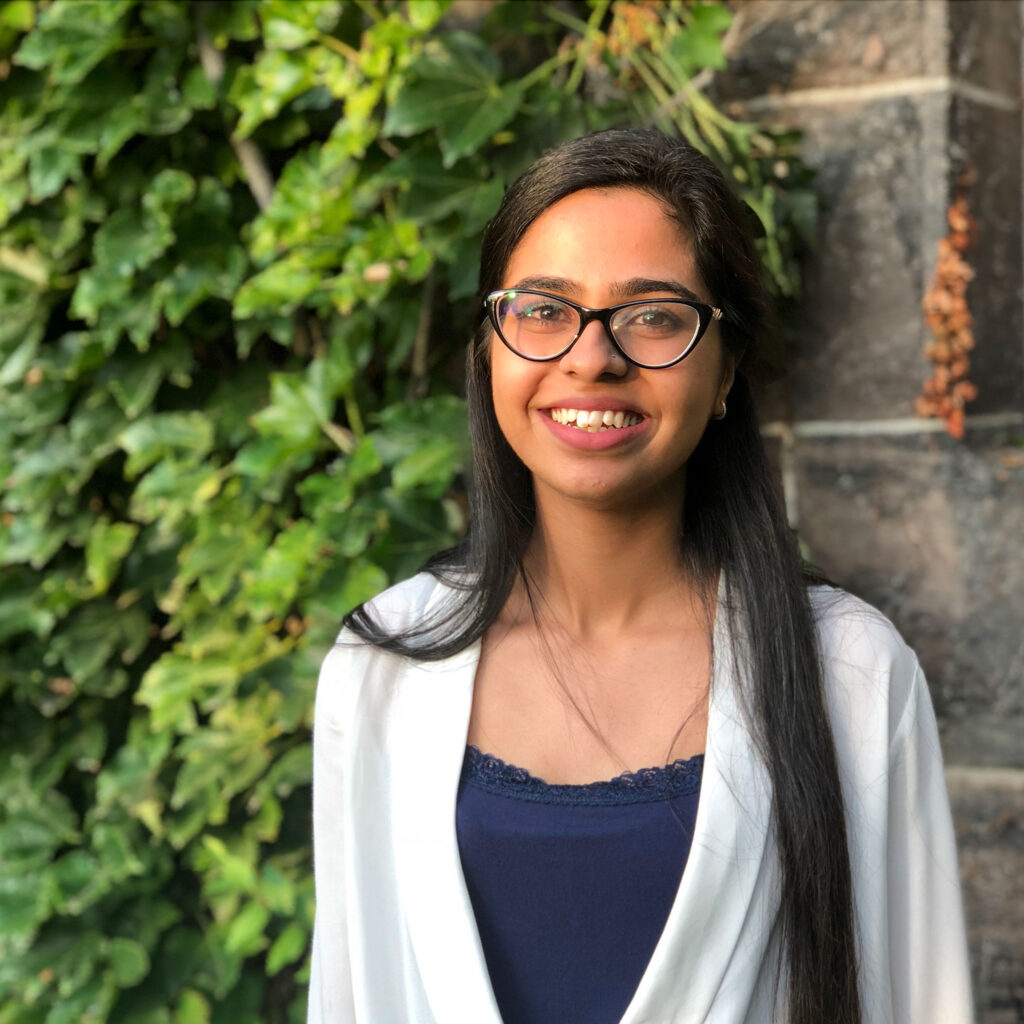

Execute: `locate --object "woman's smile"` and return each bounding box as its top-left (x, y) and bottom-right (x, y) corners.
top-left (490, 186), bottom-right (735, 509)
top-left (547, 406), bottom-right (644, 432)
top-left (537, 396), bottom-right (650, 450)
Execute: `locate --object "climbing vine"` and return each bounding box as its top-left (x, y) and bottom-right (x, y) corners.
top-left (917, 168), bottom-right (978, 439)
top-left (0, 2), bottom-right (815, 1021)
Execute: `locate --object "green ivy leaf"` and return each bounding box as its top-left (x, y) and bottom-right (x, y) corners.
top-left (223, 900), bottom-right (270, 956)
top-left (174, 989), bottom-right (212, 1024)
top-left (391, 437), bottom-right (461, 493)
top-left (2, 1), bottom-right (36, 33)
top-left (27, 145), bottom-right (81, 200)
top-left (48, 599), bottom-right (146, 688)
top-left (53, 848), bottom-right (110, 914)
top-left (86, 518), bottom-right (139, 593)
top-left (233, 252), bottom-right (324, 318)
top-left (250, 370), bottom-right (329, 449)
top-left (92, 208), bottom-right (174, 277)
top-left (231, 48), bottom-right (318, 140)
top-left (107, 936), bottom-right (151, 987)
top-left (266, 920), bottom-right (307, 976)
top-left (665, 4), bottom-right (731, 78)
top-left (244, 519), bottom-right (320, 621)
top-left (691, 2), bottom-right (733, 35)
top-left (117, 413), bottom-right (215, 477)
top-left (0, 869), bottom-right (51, 937)
top-left (262, 0), bottom-right (343, 50)
top-left (144, 168), bottom-right (198, 216)
top-left (258, 862), bottom-right (296, 916)
top-left (383, 33), bottom-right (522, 166)
top-left (333, 558), bottom-right (388, 616)
top-left (91, 822), bottom-right (145, 882)
top-left (0, 568), bottom-right (56, 640)
top-left (0, 795), bottom-right (78, 871)
top-left (375, 143), bottom-right (497, 227)
top-left (197, 835), bottom-right (259, 896)
top-left (14, 0), bottom-right (132, 85)
top-left (102, 337), bottom-right (194, 420)
top-left (128, 460), bottom-right (225, 526)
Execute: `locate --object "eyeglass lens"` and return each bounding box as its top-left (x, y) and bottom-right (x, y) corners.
top-left (493, 291), bottom-right (702, 366)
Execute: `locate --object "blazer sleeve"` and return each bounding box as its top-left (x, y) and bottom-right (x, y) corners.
top-left (885, 663), bottom-right (974, 1023)
top-left (308, 643), bottom-right (357, 1024)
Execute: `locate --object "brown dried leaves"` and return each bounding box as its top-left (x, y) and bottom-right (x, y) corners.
top-left (917, 190), bottom-right (978, 439)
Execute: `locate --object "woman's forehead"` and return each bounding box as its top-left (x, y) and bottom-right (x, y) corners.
top-left (504, 187), bottom-right (704, 296)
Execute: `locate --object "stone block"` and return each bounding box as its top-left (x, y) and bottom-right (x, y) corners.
top-left (714, 2), bottom-right (1024, 425)
top-left (948, 767), bottom-right (1024, 1022)
top-left (948, 94), bottom-right (1024, 414)
top-left (715, 0), bottom-right (947, 100)
top-left (947, 0), bottom-right (1023, 99)
top-left (758, 92), bottom-right (948, 420)
top-left (751, 374), bottom-right (790, 430)
top-left (971, 934), bottom-right (1024, 1024)
top-left (791, 430), bottom-right (1024, 765)
top-left (717, 0), bottom-right (1021, 106)
top-left (746, 88), bottom-right (1024, 422)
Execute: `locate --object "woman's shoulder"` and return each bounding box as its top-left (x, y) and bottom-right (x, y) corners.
top-left (342, 570), bottom-right (455, 636)
top-left (320, 568), bottom-right (471, 672)
top-left (808, 584), bottom-right (918, 672)
top-left (315, 572), bottom-right (460, 729)
top-left (806, 584), bottom-right (925, 745)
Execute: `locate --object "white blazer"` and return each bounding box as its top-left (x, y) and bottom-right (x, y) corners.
top-left (309, 573), bottom-right (974, 1023)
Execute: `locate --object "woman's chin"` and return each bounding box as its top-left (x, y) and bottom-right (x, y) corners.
top-left (532, 471), bottom-right (685, 516)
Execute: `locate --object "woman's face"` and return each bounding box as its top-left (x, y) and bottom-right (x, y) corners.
top-left (490, 186), bottom-right (735, 512)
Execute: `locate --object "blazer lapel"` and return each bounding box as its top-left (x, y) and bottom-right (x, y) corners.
top-left (389, 623), bottom-right (503, 1024)
top-left (620, 587), bottom-right (780, 1023)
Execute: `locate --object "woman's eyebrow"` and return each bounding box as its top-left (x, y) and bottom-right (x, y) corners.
top-left (614, 277), bottom-right (704, 303)
top-left (508, 275), bottom-right (705, 304)
top-left (510, 275), bottom-right (581, 295)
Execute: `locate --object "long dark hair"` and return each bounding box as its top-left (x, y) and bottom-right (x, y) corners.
top-left (346, 127), bottom-right (861, 1024)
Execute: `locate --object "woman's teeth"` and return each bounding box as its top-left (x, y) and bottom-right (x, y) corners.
top-left (549, 408), bottom-right (642, 431)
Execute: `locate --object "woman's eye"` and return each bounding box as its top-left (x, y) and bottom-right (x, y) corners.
top-left (523, 303), bottom-right (562, 320)
top-left (627, 306), bottom-right (682, 332)
top-left (641, 309), bottom-right (671, 326)
top-left (516, 302), bottom-right (569, 326)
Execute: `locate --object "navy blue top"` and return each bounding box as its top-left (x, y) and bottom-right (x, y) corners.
top-left (455, 746), bottom-right (703, 1024)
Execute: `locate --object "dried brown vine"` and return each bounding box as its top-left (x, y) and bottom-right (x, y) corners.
top-left (917, 171), bottom-right (978, 439)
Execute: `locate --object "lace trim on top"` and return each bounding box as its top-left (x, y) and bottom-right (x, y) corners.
top-left (461, 745), bottom-right (703, 806)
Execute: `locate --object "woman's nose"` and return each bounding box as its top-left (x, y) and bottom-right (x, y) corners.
top-left (558, 320), bottom-right (628, 378)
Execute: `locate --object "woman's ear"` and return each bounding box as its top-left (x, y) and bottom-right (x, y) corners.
top-left (716, 354), bottom-right (738, 409)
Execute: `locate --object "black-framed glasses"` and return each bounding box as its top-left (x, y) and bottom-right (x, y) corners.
top-left (484, 288), bottom-right (724, 369)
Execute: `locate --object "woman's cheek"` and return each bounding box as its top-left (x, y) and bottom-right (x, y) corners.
top-left (490, 345), bottom-right (539, 440)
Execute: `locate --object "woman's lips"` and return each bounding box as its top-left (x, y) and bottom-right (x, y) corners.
top-left (538, 406), bottom-right (649, 450)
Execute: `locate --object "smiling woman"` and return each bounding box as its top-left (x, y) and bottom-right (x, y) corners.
top-left (488, 188), bottom-right (733, 513)
top-left (309, 129), bottom-right (974, 1024)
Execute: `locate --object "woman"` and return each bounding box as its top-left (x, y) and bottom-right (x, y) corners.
top-left (308, 128), bottom-right (973, 1024)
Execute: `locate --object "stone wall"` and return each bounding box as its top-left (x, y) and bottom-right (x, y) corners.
top-left (714, 1), bottom-right (1024, 1019)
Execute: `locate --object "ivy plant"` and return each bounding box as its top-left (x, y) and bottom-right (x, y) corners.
top-left (0, 1), bottom-right (815, 1021)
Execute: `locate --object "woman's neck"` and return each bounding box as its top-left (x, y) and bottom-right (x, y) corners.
top-left (519, 481), bottom-right (700, 639)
